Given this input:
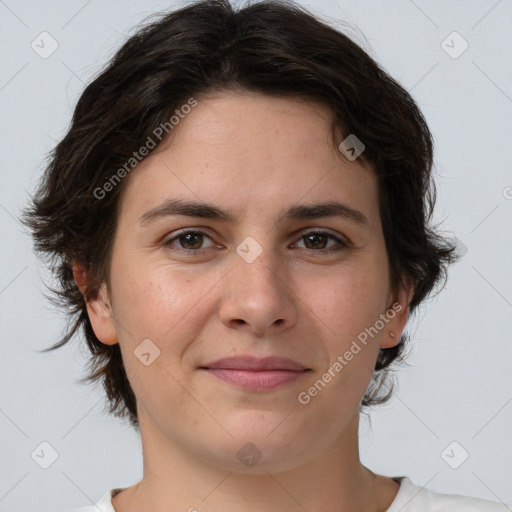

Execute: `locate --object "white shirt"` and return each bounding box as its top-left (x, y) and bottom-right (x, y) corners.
top-left (72, 476), bottom-right (509, 511)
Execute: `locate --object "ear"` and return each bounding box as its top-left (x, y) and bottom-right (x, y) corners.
top-left (380, 277), bottom-right (414, 349)
top-left (73, 262), bottom-right (118, 346)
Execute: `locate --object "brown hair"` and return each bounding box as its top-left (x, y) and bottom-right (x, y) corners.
top-left (22, 0), bottom-right (458, 429)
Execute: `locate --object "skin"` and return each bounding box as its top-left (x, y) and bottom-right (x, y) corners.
top-left (76, 91), bottom-right (413, 512)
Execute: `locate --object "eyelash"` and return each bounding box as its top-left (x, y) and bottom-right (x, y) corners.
top-left (163, 229), bottom-right (349, 255)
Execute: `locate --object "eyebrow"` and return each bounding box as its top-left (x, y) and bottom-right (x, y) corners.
top-left (138, 198), bottom-right (371, 228)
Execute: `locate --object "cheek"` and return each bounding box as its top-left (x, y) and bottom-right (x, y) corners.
top-left (108, 253), bottom-right (225, 376)
top-left (110, 257), bottom-right (191, 339)
top-left (108, 258), bottom-right (212, 415)
top-left (302, 260), bottom-right (388, 337)
top-left (111, 268), bottom-right (174, 342)
top-left (298, 259), bottom-right (387, 399)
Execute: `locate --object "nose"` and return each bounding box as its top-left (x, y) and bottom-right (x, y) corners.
top-left (218, 241), bottom-right (298, 336)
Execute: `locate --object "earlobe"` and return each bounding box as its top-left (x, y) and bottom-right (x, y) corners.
top-left (381, 279), bottom-right (414, 349)
top-left (73, 262), bottom-right (118, 346)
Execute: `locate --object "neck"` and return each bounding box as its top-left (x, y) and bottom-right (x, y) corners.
top-left (113, 412), bottom-right (398, 512)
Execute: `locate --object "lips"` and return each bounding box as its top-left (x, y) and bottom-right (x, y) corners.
top-left (199, 356), bottom-right (311, 391)
top-left (200, 356), bottom-right (309, 372)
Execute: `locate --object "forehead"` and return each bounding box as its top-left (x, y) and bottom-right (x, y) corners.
top-left (116, 91), bottom-right (379, 228)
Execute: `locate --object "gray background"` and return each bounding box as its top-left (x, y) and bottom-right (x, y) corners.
top-left (1, 0), bottom-right (511, 511)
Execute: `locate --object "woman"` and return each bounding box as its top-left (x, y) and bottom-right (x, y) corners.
top-left (22, 0), bottom-right (506, 510)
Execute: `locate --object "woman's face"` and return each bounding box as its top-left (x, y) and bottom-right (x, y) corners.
top-left (86, 91), bottom-right (411, 473)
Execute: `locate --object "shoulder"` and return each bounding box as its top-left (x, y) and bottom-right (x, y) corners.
top-left (387, 476), bottom-right (509, 512)
top-left (71, 488), bottom-right (123, 512)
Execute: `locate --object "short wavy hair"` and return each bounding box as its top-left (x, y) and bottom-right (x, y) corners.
top-left (22, 0), bottom-right (458, 429)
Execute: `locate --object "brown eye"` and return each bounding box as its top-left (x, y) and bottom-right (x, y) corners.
top-left (164, 230), bottom-right (215, 253)
top-left (303, 233), bottom-right (328, 249)
top-left (177, 232), bottom-right (203, 250)
top-left (294, 230), bottom-right (348, 253)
